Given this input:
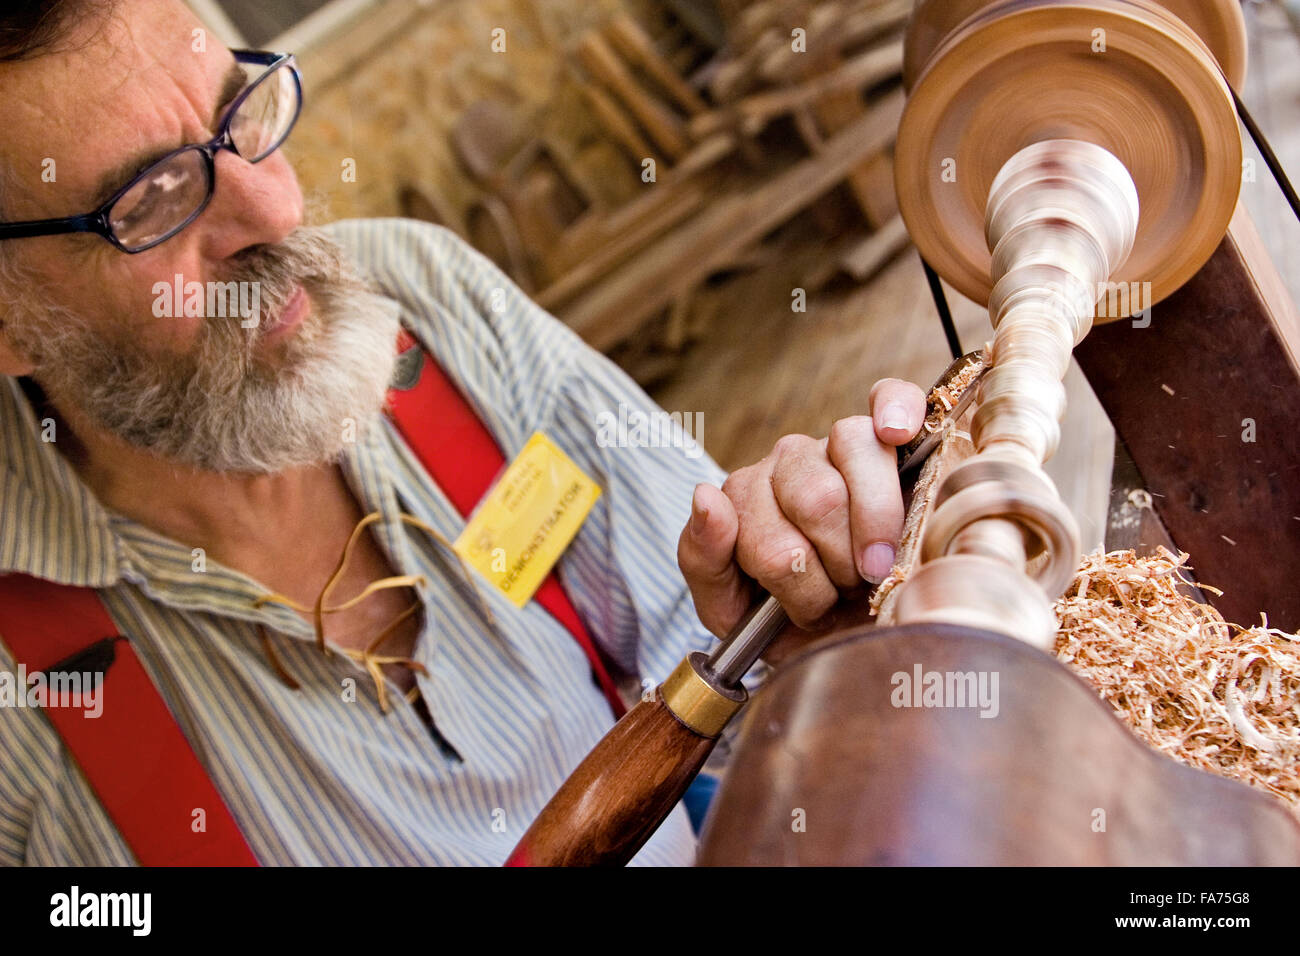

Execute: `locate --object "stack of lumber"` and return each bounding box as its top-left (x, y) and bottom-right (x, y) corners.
top-left (447, 1), bottom-right (914, 369)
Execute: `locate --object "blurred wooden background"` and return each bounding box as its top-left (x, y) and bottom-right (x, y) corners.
top-left (187, 0), bottom-right (1300, 553)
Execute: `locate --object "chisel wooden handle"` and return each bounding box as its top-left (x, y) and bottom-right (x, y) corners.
top-left (505, 693), bottom-right (717, 866)
top-left (506, 652), bottom-right (746, 867)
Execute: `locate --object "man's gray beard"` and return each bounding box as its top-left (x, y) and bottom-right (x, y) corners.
top-left (5, 227), bottom-right (402, 475)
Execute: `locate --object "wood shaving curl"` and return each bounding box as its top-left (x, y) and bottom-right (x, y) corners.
top-left (919, 356), bottom-right (985, 436)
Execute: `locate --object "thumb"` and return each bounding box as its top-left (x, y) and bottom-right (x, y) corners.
top-left (677, 483), bottom-right (751, 638)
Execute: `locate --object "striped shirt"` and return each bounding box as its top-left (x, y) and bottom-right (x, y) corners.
top-left (0, 218), bottom-right (735, 866)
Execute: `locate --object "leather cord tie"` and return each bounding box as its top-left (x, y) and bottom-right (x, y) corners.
top-left (253, 510), bottom-right (496, 713)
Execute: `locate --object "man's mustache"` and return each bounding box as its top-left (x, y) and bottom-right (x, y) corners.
top-left (215, 228), bottom-right (349, 337)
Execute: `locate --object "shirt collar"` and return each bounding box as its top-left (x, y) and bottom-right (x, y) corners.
top-left (0, 375), bottom-right (122, 587)
top-left (0, 367), bottom-right (407, 614)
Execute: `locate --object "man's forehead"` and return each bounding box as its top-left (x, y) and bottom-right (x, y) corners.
top-left (8, 0), bottom-right (217, 100)
top-left (1, 0), bottom-right (236, 203)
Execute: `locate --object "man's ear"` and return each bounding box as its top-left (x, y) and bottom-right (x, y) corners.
top-left (0, 320), bottom-right (37, 376)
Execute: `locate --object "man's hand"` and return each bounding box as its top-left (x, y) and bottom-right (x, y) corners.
top-left (678, 379), bottom-right (927, 639)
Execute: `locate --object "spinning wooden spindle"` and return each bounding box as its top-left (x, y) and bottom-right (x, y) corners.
top-left (888, 0), bottom-right (1241, 644)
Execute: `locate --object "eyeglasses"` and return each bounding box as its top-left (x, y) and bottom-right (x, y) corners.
top-left (0, 50), bottom-right (302, 254)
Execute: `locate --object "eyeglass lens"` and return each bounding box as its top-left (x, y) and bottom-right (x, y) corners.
top-left (107, 60), bottom-right (297, 251)
top-left (108, 147), bottom-right (211, 251)
top-left (230, 64), bottom-right (298, 162)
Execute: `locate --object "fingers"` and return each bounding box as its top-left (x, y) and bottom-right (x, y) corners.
top-left (827, 415), bottom-right (905, 584)
top-left (868, 378), bottom-right (927, 446)
top-left (677, 483), bottom-right (752, 638)
top-left (725, 447), bottom-right (839, 628)
top-left (681, 378), bottom-right (925, 636)
top-left (767, 435), bottom-right (859, 589)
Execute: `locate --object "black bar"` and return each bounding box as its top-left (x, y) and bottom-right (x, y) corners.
top-left (1233, 87), bottom-right (1300, 225)
top-left (921, 254), bottom-right (963, 360)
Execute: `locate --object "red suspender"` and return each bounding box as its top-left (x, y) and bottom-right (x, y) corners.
top-left (385, 329), bottom-right (628, 720)
top-left (0, 575), bottom-right (258, 866)
top-left (0, 327), bottom-right (624, 865)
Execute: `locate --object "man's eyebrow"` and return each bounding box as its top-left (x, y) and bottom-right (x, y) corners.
top-left (87, 60), bottom-right (248, 208)
top-left (213, 59), bottom-right (249, 128)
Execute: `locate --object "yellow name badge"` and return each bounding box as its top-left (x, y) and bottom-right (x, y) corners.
top-left (453, 432), bottom-right (602, 607)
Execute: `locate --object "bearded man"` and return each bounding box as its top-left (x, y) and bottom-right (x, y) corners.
top-left (0, 0), bottom-right (926, 865)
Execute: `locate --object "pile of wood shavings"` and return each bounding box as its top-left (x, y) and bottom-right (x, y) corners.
top-left (1054, 547), bottom-right (1300, 818)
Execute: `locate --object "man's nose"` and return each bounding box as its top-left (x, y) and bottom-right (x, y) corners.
top-left (199, 148), bottom-right (304, 259)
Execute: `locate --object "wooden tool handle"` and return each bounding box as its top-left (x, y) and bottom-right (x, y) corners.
top-left (606, 14), bottom-right (709, 115)
top-left (576, 33), bottom-right (688, 160)
top-left (505, 691), bottom-right (718, 867)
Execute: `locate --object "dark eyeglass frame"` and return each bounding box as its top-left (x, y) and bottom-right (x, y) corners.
top-left (0, 50), bottom-right (302, 254)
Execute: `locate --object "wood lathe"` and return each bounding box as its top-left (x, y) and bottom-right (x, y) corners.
top-left (509, 0), bottom-right (1300, 866)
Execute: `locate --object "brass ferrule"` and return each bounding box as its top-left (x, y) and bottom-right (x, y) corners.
top-left (661, 652), bottom-right (747, 738)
